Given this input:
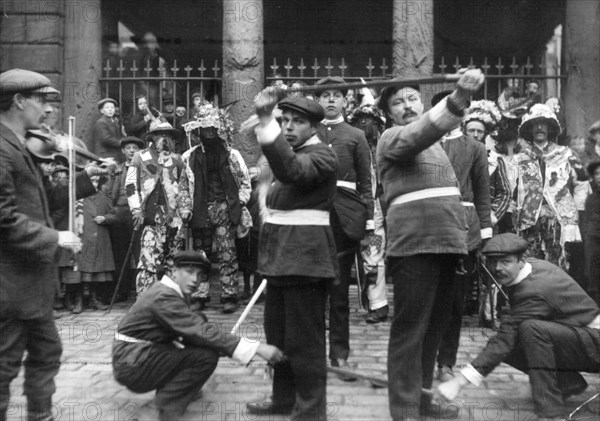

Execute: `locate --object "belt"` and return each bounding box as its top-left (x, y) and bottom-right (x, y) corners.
top-left (337, 180), bottom-right (357, 190)
top-left (461, 201), bottom-right (474, 207)
top-left (115, 332), bottom-right (152, 344)
top-left (264, 209), bottom-right (330, 226)
top-left (390, 187), bottom-right (461, 207)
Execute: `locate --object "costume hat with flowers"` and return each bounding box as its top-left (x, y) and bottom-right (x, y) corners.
top-left (462, 100), bottom-right (502, 134)
top-left (144, 120), bottom-right (180, 140)
top-left (182, 102), bottom-right (234, 143)
top-left (347, 104), bottom-right (386, 129)
top-left (518, 103), bottom-right (561, 143)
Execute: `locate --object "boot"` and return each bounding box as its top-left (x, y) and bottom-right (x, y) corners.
top-left (89, 283), bottom-right (108, 311)
top-left (71, 285), bottom-right (83, 314)
top-left (27, 397), bottom-right (54, 421)
top-left (64, 286), bottom-right (74, 311)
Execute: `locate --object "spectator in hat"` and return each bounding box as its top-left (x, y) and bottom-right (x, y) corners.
top-left (112, 250), bottom-right (284, 421)
top-left (90, 97), bottom-right (125, 163)
top-left (583, 160), bottom-right (600, 305)
top-left (514, 104), bottom-right (587, 269)
top-left (108, 136), bottom-right (146, 302)
top-left (315, 76), bottom-right (373, 379)
top-left (436, 233), bottom-right (600, 421)
top-left (126, 120), bottom-right (186, 295)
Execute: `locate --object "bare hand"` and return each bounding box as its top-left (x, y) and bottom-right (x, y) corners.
top-left (254, 87), bottom-right (286, 118)
top-left (58, 231), bottom-right (82, 254)
top-left (132, 212), bottom-right (144, 230)
top-left (93, 216), bottom-right (106, 224)
top-left (144, 114), bottom-right (152, 122)
top-left (435, 375), bottom-right (465, 403)
top-left (85, 158), bottom-right (117, 177)
top-left (180, 210), bottom-right (192, 223)
top-left (456, 68), bottom-right (485, 96)
top-left (255, 343), bottom-right (286, 365)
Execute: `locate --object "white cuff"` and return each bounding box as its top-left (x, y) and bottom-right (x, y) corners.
top-left (460, 364), bottom-right (484, 386)
top-left (429, 98), bottom-right (465, 133)
top-left (254, 117), bottom-right (281, 146)
top-left (232, 338), bottom-right (260, 365)
top-left (491, 212), bottom-right (498, 227)
top-left (366, 220), bottom-right (375, 231)
top-left (481, 227), bottom-right (493, 239)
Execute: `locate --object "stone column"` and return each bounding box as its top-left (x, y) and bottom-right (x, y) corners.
top-left (62, 0), bottom-right (102, 139)
top-left (392, 0), bottom-right (434, 77)
top-left (564, 0), bottom-right (600, 138)
top-left (222, 0), bottom-right (264, 167)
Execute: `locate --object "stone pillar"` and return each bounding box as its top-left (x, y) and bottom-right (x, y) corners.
top-left (222, 0), bottom-right (264, 167)
top-left (392, 0), bottom-right (434, 77)
top-left (62, 0), bottom-right (102, 139)
top-left (564, 0), bottom-right (600, 138)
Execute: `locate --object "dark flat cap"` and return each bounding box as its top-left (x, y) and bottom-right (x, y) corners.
top-left (0, 68), bottom-right (60, 95)
top-left (120, 136), bottom-right (145, 148)
top-left (587, 160), bottom-right (600, 178)
top-left (482, 233), bottom-right (529, 256)
top-left (314, 76), bottom-right (348, 97)
top-left (173, 250), bottom-right (211, 269)
top-left (278, 97), bottom-right (325, 122)
top-left (97, 98), bottom-right (118, 110)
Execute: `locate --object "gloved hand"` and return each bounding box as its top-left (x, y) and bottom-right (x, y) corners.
top-left (58, 231), bottom-right (82, 254)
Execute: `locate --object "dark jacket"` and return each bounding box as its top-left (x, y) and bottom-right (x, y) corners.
top-left (0, 123), bottom-right (95, 319)
top-left (126, 112), bottom-right (150, 139)
top-left (258, 134), bottom-right (338, 280)
top-left (584, 183), bottom-right (600, 238)
top-left (471, 259), bottom-right (600, 376)
top-left (90, 115), bottom-right (124, 163)
top-left (78, 191), bottom-right (117, 273)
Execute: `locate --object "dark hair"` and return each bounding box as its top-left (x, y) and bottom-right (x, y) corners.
top-left (0, 91), bottom-right (39, 112)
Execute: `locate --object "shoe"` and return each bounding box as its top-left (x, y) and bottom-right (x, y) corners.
top-left (420, 395), bottom-right (460, 419)
top-left (88, 284), bottom-right (108, 311)
top-left (72, 290), bottom-right (83, 314)
top-left (331, 359), bottom-right (357, 382)
top-left (561, 377), bottom-right (588, 401)
top-left (436, 365), bottom-right (455, 382)
top-left (366, 305), bottom-right (389, 324)
top-left (246, 401), bottom-right (294, 415)
top-left (241, 289), bottom-right (252, 301)
top-left (223, 301), bottom-right (238, 314)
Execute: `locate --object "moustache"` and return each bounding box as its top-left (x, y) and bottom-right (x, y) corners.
top-left (403, 111), bottom-right (416, 118)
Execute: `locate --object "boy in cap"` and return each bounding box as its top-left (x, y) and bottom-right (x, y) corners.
top-left (113, 250), bottom-right (284, 421)
top-left (247, 91), bottom-right (338, 420)
top-left (90, 97), bottom-right (125, 163)
top-left (315, 76), bottom-right (373, 378)
top-left (437, 233), bottom-right (600, 421)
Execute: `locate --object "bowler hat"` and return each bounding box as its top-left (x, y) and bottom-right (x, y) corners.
top-left (0, 68), bottom-right (60, 96)
top-left (97, 98), bottom-right (118, 110)
top-left (314, 76), bottom-right (348, 97)
top-left (278, 97), bottom-right (324, 123)
top-left (482, 233), bottom-right (529, 257)
top-left (120, 136), bottom-right (145, 149)
top-left (173, 250), bottom-right (211, 269)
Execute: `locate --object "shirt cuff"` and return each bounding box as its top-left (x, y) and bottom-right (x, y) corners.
top-left (366, 219), bottom-right (375, 231)
top-left (254, 117), bottom-right (281, 146)
top-left (481, 227), bottom-right (493, 239)
top-left (460, 364), bottom-right (484, 386)
top-left (232, 338), bottom-right (260, 365)
top-left (429, 98), bottom-right (465, 133)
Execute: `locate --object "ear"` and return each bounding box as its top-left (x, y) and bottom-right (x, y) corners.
top-left (13, 93), bottom-right (26, 110)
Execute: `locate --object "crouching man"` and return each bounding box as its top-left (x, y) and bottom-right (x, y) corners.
top-left (436, 233), bottom-right (600, 421)
top-left (112, 250), bottom-right (284, 421)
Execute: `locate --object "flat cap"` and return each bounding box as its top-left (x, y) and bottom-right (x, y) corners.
top-left (314, 76), bottom-right (348, 96)
top-left (0, 68), bottom-right (60, 96)
top-left (587, 160), bottom-right (600, 178)
top-left (482, 233), bottom-right (529, 256)
top-left (97, 98), bottom-right (118, 110)
top-left (120, 136), bottom-right (145, 148)
top-left (278, 97), bottom-right (325, 122)
top-left (173, 250), bottom-right (211, 269)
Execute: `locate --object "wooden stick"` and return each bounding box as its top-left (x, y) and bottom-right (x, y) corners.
top-left (326, 366), bottom-right (433, 396)
top-left (231, 278), bottom-right (267, 335)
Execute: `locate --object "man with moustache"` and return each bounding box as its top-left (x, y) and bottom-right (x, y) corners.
top-left (377, 69), bottom-right (485, 420)
top-left (90, 98), bottom-right (125, 163)
top-left (315, 76), bottom-right (373, 379)
top-left (437, 233), bottom-right (600, 421)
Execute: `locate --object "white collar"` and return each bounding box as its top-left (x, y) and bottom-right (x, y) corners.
top-left (322, 116), bottom-right (344, 125)
top-left (295, 134), bottom-right (322, 151)
top-left (506, 262), bottom-right (532, 287)
top-left (533, 141), bottom-right (549, 151)
top-left (160, 275), bottom-right (184, 299)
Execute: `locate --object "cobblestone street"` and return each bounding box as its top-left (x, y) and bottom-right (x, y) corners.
top-left (6, 284), bottom-right (599, 421)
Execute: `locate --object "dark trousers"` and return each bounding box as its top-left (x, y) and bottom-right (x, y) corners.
top-left (437, 251), bottom-right (477, 367)
top-left (112, 342), bottom-right (219, 419)
top-left (264, 279), bottom-right (328, 421)
top-left (387, 254), bottom-right (459, 420)
top-left (585, 235), bottom-right (600, 305)
top-left (0, 316), bottom-right (62, 417)
top-left (505, 319), bottom-right (600, 418)
top-left (109, 216), bottom-right (137, 301)
top-left (328, 212), bottom-right (359, 361)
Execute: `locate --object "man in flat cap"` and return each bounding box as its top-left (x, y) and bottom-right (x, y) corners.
top-left (90, 97), bottom-right (125, 163)
top-left (112, 250), bottom-right (284, 421)
top-left (315, 76), bottom-right (373, 380)
top-left (437, 233), bottom-right (600, 421)
top-left (247, 91), bottom-right (338, 420)
top-left (0, 69), bottom-right (102, 421)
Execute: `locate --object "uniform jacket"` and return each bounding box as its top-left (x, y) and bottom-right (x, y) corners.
top-left (258, 133), bottom-right (339, 280)
top-left (376, 99), bottom-right (468, 257)
top-left (471, 259), bottom-right (600, 376)
top-left (78, 191), bottom-right (117, 273)
top-left (317, 121), bottom-right (374, 237)
top-left (442, 135), bottom-right (492, 250)
top-left (0, 123), bottom-right (95, 319)
top-left (126, 147), bottom-right (184, 228)
top-left (90, 115), bottom-right (124, 163)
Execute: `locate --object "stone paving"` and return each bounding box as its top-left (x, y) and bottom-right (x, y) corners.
top-left (6, 284), bottom-right (599, 421)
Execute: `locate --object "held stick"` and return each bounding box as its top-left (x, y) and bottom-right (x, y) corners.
top-left (231, 278), bottom-right (268, 335)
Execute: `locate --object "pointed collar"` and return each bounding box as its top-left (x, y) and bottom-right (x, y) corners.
top-left (160, 275), bottom-right (184, 299)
